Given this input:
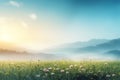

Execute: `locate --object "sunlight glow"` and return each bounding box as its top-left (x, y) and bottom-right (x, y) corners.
top-left (0, 17), bottom-right (54, 50)
top-left (0, 34), bottom-right (13, 42)
top-left (0, 19), bottom-right (27, 44)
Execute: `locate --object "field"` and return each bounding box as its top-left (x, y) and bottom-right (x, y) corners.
top-left (0, 61), bottom-right (119, 80)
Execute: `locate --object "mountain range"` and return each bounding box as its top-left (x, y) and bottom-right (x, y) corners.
top-left (44, 38), bottom-right (120, 60)
top-left (0, 38), bottom-right (120, 60)
top-left (75, 38), bottom-right (120, 54)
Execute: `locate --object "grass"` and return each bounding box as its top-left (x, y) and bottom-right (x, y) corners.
top-left (0, 61), bottom-right (119, 80)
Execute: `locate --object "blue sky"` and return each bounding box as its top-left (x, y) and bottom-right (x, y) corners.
top-left (0, 0), bottom-right (120, 50)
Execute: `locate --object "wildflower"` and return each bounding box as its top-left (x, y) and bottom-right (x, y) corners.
top-left (79, 65), bottom-right (83, 68)
top-left (66, 71), bottom-right (69, 74)
top-left (43, 68), bottom-right (47, 71)
top-left (51, 72), bottom-right (55, 75)
top-left (69, 65), bottom-right (73, 68)
top-left (112, 74), bottom-right (115, 77)
top-left (60, 70), bottom-right (65, 73)
top-left (106, 74), bottom-right (111, 78)
top-left (43, 68), bottom-right (49, 72)
top-left (36, 74), bottom-right (40, 77)
top-left (81, 68), bottom-right (86, 71)
top-left (48, 67), bottom-right (52, 70)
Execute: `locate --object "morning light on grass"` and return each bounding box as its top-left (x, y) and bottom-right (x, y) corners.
top-left (0, 0), bottom-right (120, 80)
top-left (0, 61), bottom-right (120, 80)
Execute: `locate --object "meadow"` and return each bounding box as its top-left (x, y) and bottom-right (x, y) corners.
top-left (0, 61), bottom-right (119, 80)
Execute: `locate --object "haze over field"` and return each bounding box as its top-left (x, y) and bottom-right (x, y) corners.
top-left (0, 0), bottom-right (120, 60)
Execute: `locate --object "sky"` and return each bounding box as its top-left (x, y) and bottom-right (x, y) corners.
top-left (0, 0), bottom-right (120, 50)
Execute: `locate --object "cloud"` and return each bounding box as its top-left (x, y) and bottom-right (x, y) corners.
top-left (29, 13), bottom-right (37, 20)
top-left (9, 1), bottom-right (21, 8)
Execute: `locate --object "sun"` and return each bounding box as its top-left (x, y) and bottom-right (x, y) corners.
top-left (0, 25), bottom-right (13, 42)
top-left (0, 34), bottom-right (13, 42)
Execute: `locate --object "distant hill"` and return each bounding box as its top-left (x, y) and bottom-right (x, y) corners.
top-left (1, 38), bottom-right (120, 60)
top-left (44, 39), bottom-right (108, 54)
top-left (106, 50), bottom-right (120, 57)
top-left (43, 38), bottom-right (120, 60)
top-left (75, 38), bottom-right (120, 53)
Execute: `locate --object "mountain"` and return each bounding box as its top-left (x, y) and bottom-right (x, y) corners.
top-left (75, 38), bottom-right (120, 53)
top-left (63, 39), bottom-right (109, 48)
top-left (1, 38), bottom-right (120, 60)
top-left (43, 38), bottom-right (120, 60)
top-left (44, 39), bottom-right (108, 54)
top-left (105, 50), bottom-right (120, 58)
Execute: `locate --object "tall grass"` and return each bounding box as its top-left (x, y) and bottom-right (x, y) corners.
top-left (0, 61), bottom-right (119, 80)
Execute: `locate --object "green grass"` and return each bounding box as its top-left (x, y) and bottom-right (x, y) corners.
top-left (0, 61), bottom-right (119, 80)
